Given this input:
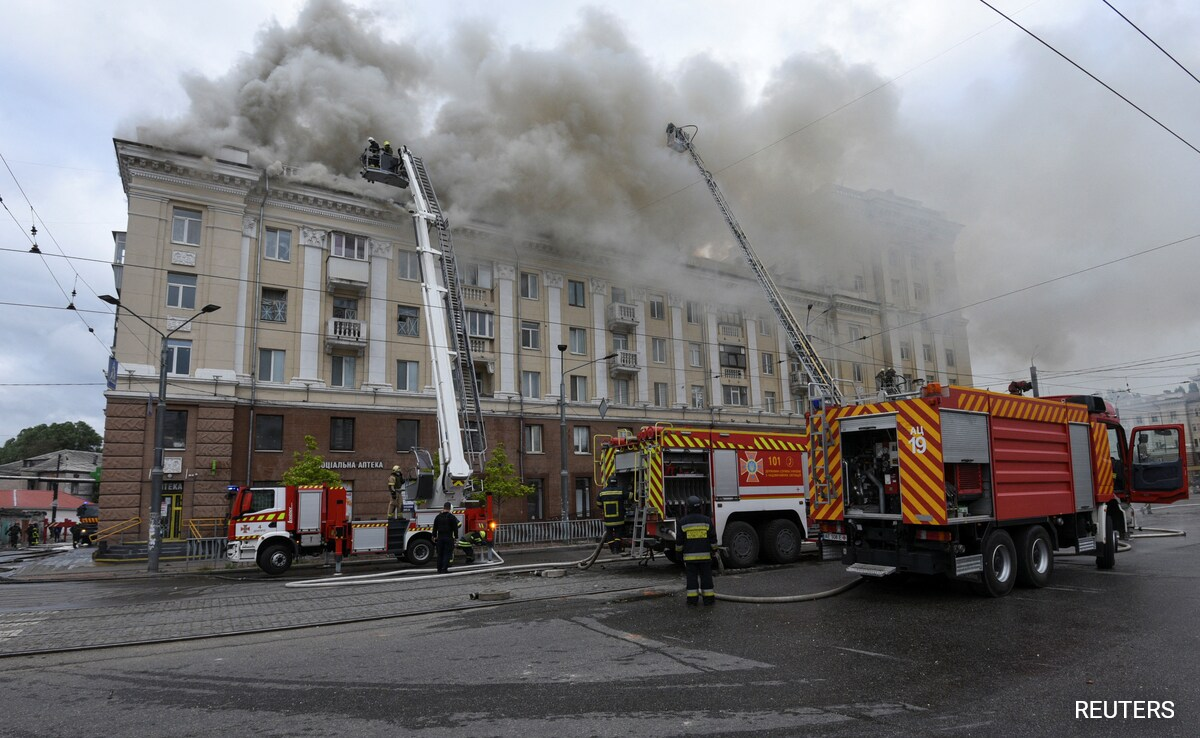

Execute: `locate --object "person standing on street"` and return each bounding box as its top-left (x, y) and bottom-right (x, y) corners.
top-left (597, 477), bottom-right (627, 554)
top-left (432, 502), bottom-right (460, 573)
top-left (675, 496), bottom-right (719, 607)
top-left (6, 522), bottom-right (20, 549)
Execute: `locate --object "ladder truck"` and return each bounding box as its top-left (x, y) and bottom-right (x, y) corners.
top-left (225, 142), bottom-right (491, 575)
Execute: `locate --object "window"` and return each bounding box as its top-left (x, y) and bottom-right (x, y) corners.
top-left (396, 360), bottom-right (419, 391)
top-left (567, 279), bottom-right (586, 307)
top-left (260, 288), bottom-right (287, 322)
top-left (396, 419), bottom-right (418, 452)
top-left (522, 371), bottom-right (542, 399)
top-left (570, 375), bottom-right (588, 402)
top-left (463, 263), bottom-right (493, 288)
top-left (467, 310), bottom-right (494, 338)
top-left (331, 232), bottom-right (368, 260)
top-left (914, 283), bottom-right (926, 302)
top-left (762, 352), bottom-right (775, 375)
top-left (645, 337), bottom-right (665, 364)
top-left (520, 272), bottom-right (539, 299)
top-left (255, 414), bottom-right (283, 451)
top-left (686, 301), bottom-right (701, 324)
top-left (574, 477), bottom-right (593, 519)
top-left (649, 295), bottom-right (665, 320)
top-left (890, 278), bottom-right (902, 298)
top-left (573, 426), bottom-right (591, 454)
top-left (332, 355), bottom-right (356, 388)
top-left (396, 305), bottom-right (419, 337)
top-left (527, 479), bottom-right (544, 520)
top-left (172, 207), bottom-right (201, 246)
top-left (689, 343), bottom-right (703, 368)
top-left (654, 382), bottom-right (669, 407)
top-left (764, 391), bottom-right (777, 413)
top-left (265, 227), bottom-right (291, 262)
top-left (759, 320), bottom-right (772, 337)
top-left (396, 250), bottom-right (420, 280)
top-left (333, 297), bottom-right (358, 320)
top-left (167, 273), bottom-right (196, 310)
top-left (853, 274), bottom-right (865, 291)
top-left (258, 349), bottom-right (285, 383)
top-left (167, 339), bottom-right (191, 375)
top-left (612, 378), bottom-right (631, 405)
top-left (923, 344), bottom-right (933, 362)
top-left (719, 345), bottom-right (747, 369)
top-left (163, 410), bottom-right (187, 449)
top-left (525, 424), bottom-right (544, 454)
top-left (612, 333), bottom-right (629, 351)
top-left (946, 349), bottom-right (956, 367)
top-left (569, 327), bottom-right (587, 355)
top-left (330, 417), bottom-right (355, 451)
top-left (611, 286), bottom-right (627, 304)
top-left (691, 385), bottom-right (706, 409)
top-left (723, 385), bottom-right (748, 406)
top-left (521, 321), bottom-right (541, 350)
top-left (853, 363), bottom-right (865, 383)
top-left (900, 342), bottom-right (911, 360)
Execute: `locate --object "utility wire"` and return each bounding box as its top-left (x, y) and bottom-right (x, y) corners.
top-left (1102, 1), bottom-right (1200, 88)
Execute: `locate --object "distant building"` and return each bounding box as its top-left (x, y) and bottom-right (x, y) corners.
top-left (0, 449), bottom-right (100, 501)
top-left (99, 138), bottom-right (974, 537)
top-left (1110, 379), bottom-right (1200, 490)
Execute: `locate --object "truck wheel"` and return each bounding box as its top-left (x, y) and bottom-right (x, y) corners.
top-left (760, 519), bottom-right (802, 564)
top-left (722, 521), bottom-right (759, 568)
top-left (1015, 526), bottom-right (1053, 588)
top-left (663, 548), bottom-right (680, 565)
top-left (974, 529), bottom-right (1016, 597)
top-left (406, 537), bottom-right (434, 567)
top-left (1096, 523), bottom-right (1118, 570)
top-left (257, 542), bottom-right (294, 576)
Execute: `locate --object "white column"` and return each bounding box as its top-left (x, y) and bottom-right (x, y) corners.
top-left (297, 227), bottom-right (325, 385)
top-left (590, 278), bottom-right (609, 401)
top-left (366, 239), bottom-right (392, 387)
top-left (546, 272), bottom-right (564, 400)
top-left (632, 288), bottom-right (648, 404)
top-left (707, 310), bottom-right (721, 407)
top-left (747, 317), bottom-right (761, 409)
top-left (496, 264), bottom-right (517, 398)
top-left (669, 294), bottom-right (686, 408)
top-left (236, 216), bottom-right (255, 380)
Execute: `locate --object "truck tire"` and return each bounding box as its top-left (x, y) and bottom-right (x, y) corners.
top-left (974, 529), bottom-right (1016, 597)
top-left (257, 541), bottom-right (294, 576)
top-left (722, 521), bottom-right (759, 569)
top-left (1096, 522), bottom-right (1118, 570)
top-left (406, 536), bottom-right (434, 567)
top-left (1015, 525), bottom-right (1053, 588)
top-left (760, 519), bottom-right (802, 564)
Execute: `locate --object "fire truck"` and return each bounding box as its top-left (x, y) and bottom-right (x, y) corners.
top-left (597, 425), bottom-right (809, 568)
top-left (809, 384), bottom-right (1188, 596)
top-left (227, 141), bottom-right (490, 575)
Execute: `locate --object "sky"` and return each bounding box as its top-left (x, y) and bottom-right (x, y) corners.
top-left (3, 0), bottom-right (1200, 445)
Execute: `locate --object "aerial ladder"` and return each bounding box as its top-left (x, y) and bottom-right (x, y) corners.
top-left (361, 143), bottom-right (486, 503)
top-left (665, 122), bottom-right (842, 508)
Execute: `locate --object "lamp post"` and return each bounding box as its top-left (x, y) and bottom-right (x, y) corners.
top-left (559, 344), bottom-right (618, 541)
top-left (100, 294), bottom-right (220, 572)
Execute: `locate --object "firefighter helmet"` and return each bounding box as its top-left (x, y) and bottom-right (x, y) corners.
top-left (686, 496), bottom-right (703, 511)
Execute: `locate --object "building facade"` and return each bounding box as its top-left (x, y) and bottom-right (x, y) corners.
top-left (100, 139), bottom-right (973, 536)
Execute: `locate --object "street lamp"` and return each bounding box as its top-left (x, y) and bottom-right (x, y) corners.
top-left (100, 294), bottom-right (220, 572)
top-left (559, 344), bottom-right (618, 540)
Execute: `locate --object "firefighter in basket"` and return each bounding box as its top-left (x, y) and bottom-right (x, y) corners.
top-left (455, 529), bottom-right (492, 564)
top-left (597, 477), bottom-right (627, 554)
top-left (676, 496), bottom-right (719, 607)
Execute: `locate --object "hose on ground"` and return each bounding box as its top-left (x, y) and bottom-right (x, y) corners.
top-left (715, 576), bottom-right (864, 604)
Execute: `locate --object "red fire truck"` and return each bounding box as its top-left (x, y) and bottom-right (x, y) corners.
top-left (809, 385), bottom-right (1187, 596)
top-left (227, 483), bottom-right (492, 575)
top-left (597, 424), bottom-right (809, 568)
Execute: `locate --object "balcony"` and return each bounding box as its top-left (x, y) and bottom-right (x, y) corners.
top-left (720, 367), bottom-right (746, 381)
top-left (469, 337), bottom-right (496, 374)
top-left (461, 285), bottom-right (493, 307)
top-left (327, 256), bottom-right (369, 294)
top-left (325, 318), bottom-right (367, 354)
top-left (608, 349), bottom-right (639, 377)
top-left (717, 323), bottom-right (743, 340)
top-left (606, 302), bottom-right (638, 332)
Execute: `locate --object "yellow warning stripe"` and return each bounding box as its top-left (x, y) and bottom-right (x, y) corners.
top-left (645, 446), bottom-right (665, 517)
top-left (1091, 422), bottom-right (1114, 503)
top-left (898, 401), bottom-right (947, 526)
top-left (238, 512), bottom-right (285, 523)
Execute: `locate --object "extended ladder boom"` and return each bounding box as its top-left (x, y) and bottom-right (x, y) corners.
top-left (665, 123), bottom-right (842, 405)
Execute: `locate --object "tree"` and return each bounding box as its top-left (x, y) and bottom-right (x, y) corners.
top-left (281, 435), bottom-right (343, 487)
top-left (475, 443), bottom-right (534, 513)
top-left (0, 421), bottom-right (103, 464)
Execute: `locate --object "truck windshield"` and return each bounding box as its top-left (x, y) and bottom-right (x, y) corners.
top-left (238, 488), bottom-right (279, 516)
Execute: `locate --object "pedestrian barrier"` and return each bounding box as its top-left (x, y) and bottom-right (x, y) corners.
top-left (495, 519), bottom-right (604, 546)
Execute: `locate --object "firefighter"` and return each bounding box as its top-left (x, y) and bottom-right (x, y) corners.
top-left (387, 465), bottom-right (404, 519)
top-left (455, 529), bottom-right (490, 564)
top-left (675, 496), bottom-right (719, 607)
top-left (382, 140), bottom-right (393, 156)
top-left (365, 136), bottom-right (380, 167)
top-left (432, 502), bottom-right (460, 573)
top-left (597, 477), bottom-right (626, 553)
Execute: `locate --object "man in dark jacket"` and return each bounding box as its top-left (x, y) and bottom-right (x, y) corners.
top-left (675, 496), bottom-right (719, 607)
top-left (597, 477), bottom-right (627, 553)
top-left (432, 502), bottom-right (460, 573)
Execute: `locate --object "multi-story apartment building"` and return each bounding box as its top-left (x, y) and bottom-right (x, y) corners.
top-left (99, 139), bottom-right (972, 536)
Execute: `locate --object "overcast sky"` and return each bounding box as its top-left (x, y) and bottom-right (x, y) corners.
top-left (3, 0), bottom-right (1200, 445)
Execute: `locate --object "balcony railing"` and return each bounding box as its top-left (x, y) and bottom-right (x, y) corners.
top-left (606, 302), bottom-right (638, 332)
top-left (721, 367), bottom-right (746, 380)
top-left (326, 318), bottom-right (367, 351)
top-left (718, 323), bottom-right (743, 339)
top-left (608, 349), bottom-right (639, 376)
top-left (461, 285), bottom-right (492, 304)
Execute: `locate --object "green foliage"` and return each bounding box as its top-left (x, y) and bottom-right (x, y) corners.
top-left (281, 435), bottom-right (343, 487)
top-left (476, 443), bottom-right (534, 500)
top-left (0, 421), bottom-right (103, 464)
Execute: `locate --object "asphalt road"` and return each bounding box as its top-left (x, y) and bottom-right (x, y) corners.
top-left (1, 506), bottom-right (1198, 737)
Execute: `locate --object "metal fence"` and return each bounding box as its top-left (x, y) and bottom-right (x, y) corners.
top-left (495, 518), bottom-right (604, 546)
